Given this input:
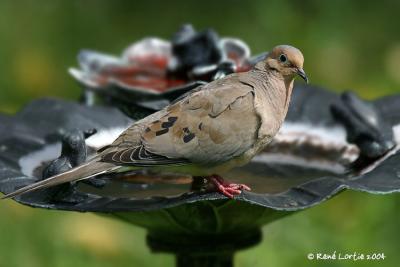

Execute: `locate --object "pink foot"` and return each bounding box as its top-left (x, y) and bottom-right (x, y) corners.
top-left (208, 174), bottom-right (251, 198)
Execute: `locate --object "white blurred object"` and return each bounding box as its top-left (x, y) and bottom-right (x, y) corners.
top-left (122, 38), bottom-right (171, 62)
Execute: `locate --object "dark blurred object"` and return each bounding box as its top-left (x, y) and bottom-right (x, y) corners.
top-left (148, 227), bottom-right (261, 267)
top-left (331, 92), bottom-right (395, 170)
top-left (168, 24), bottom-right (224, 79)
top-left (43, 128), bottom-right (96, 178)
top-left (42, 128), bottom-right (107, 202)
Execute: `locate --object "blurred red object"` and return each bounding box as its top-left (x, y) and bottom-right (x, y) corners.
top-left (69, 31), bottom-right (256, 93)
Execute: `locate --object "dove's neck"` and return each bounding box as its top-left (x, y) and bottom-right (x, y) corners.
top-left (250, 69), bottom-right (293, 122)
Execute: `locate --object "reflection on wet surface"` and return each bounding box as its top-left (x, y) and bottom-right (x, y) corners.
top-left (76, 160), bottom-right (338, 199)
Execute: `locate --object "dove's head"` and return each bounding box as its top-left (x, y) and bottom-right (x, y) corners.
top-left (264, 45), bottom-right (308, 83)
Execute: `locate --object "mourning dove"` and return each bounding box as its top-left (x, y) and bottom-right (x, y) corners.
top-left (3, 45), bottom-right (307, 199)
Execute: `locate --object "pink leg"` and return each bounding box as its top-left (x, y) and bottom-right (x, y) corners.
top-left (207, 174), bottom-right (251, 198)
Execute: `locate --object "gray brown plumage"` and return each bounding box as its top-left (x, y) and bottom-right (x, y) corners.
top-left (2, 45), bottom-right (307, 199)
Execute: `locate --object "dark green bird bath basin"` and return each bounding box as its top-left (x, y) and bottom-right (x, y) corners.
top-left (1, 85), bottom-right (400, 266)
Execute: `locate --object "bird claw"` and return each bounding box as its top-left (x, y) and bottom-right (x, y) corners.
top-left (208, 174), bottom-right (251, 198)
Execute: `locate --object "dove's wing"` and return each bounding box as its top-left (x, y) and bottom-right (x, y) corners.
top-left (99, 73), bottom-right (260, 166)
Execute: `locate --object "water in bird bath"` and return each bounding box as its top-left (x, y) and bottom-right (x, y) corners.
top-left (75, 159), bottom-right (339, 198)
top-left (20, 140), bottom-right (347, 199)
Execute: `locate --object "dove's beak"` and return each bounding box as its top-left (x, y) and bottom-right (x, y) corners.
top-left (296, 68), bottom-right (309, 84)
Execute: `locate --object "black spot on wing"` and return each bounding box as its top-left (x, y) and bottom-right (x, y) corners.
top-left (156, 128), bottom-right (169, 136)
top-left (161, 121), bottom-right (172, 128)
top-left (161, 116), bottom-right (178, 129)
top-left (154, 116), bottom-right (179, 136)
top-left (168, 116), bottom-right (178, 123)
top-left (183, 133), bottom-right (195, 143)
top-left (182, 127), bottom-right (195, 143)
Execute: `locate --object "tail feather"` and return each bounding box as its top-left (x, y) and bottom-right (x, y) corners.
top-left (1, 160), bottom-right (116, 199)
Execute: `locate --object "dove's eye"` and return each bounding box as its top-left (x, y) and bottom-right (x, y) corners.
top-left (279, 54), bottom-right (287, 63)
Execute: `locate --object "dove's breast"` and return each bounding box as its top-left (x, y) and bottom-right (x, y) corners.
top-left (250, 74), bottom-right (293, 156)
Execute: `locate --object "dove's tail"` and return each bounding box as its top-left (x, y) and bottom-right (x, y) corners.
top-left (1, 160), bottom-right (117, 199)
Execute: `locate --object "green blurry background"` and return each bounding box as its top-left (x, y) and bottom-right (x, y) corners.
top-left (0, 0), bottom-right (399, 266)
